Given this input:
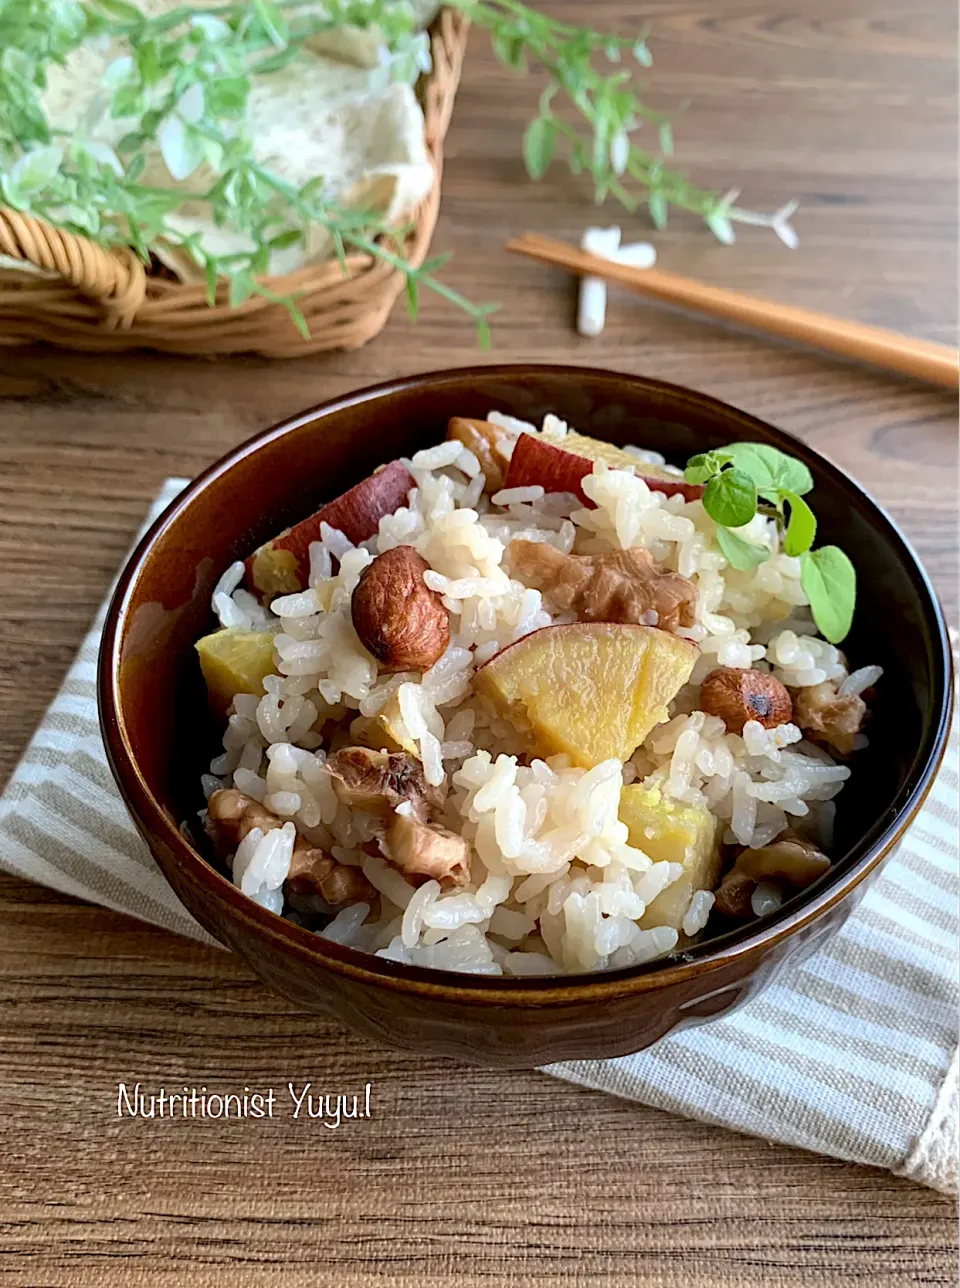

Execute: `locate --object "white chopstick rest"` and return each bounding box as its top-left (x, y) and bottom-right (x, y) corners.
top-left (578, 226), bottom-right (621, 336)
top-left (614, 243), bottom-right (657, 270)
top-left (577, 228), bottom-right (656, 336)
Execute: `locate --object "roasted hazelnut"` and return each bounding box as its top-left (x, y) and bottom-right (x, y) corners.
top-left (700, 666), bottom-right (793, 734)
top-left (351, 545), bottom-right (450, 672)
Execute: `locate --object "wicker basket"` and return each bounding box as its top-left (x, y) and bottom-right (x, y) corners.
top-left (0, 9), bottom-right (467, 357)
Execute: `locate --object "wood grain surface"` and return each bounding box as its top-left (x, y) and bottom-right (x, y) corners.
top-left (0, 1), bottom-right (956, 1284)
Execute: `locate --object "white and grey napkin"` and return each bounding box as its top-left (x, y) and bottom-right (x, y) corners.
top-left (1, 480), bottom-right (956, 1193)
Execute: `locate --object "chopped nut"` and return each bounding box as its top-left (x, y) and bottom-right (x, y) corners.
top-left (700, 666), bottom-right (793, 734)
top-left (205, 788), bottom-right (275, 853)
top-left (385, 811), bottom-right (471, 887)
top-left (792, 680), bottom-right (867, 755)
top-left (446, 417), bottom-right (515, 492)
top-left (205, 789), bottom-right (373, 907)
top-left (286, 847), bottom-right (373, 906)
top-left (324, 747), bottom-right (443, 819)
top-left (351, 545), bottom-right (450, 672)
top-left (714, 831), bottom-right (831, 919)
top-left (507, 540), bottom-right (698, 631)
top-left (711, 870), bottom-right (756, 919)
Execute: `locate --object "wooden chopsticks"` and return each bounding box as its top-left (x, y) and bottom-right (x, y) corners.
top-left (507, 232), bottom-right (959, 390)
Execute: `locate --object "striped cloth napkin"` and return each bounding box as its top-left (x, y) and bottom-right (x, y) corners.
top-left (1, 479), bottom-right (956, 1193)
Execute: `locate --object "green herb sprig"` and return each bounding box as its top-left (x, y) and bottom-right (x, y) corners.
top-left (684, 443), bottom-right (856, 644)
top-left (463, 1), bottom-right (799, 244)
top-left (0, 0), bottom-right (799, 341)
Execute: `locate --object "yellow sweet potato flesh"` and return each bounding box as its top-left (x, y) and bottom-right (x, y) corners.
top-left (475, 623), bottom-right (697, 768)
top-left (196, 628), bottom-right (277, 716)
top-left (619, 785), bottom-right (721, 932)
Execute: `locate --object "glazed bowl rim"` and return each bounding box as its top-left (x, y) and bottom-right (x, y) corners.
top-left (98, 363), bottom-right (954, 1005)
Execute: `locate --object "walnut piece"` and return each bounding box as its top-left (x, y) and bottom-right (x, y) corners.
top-left (325, 747), bottom-right (472, 887)
top-left (385, 811), bottom-right (472, 887)
top-left (714, 831), bottom-right (831, 919)
top-left (286, 848), bottom-right (374, 907)
top-left (507, 540), bottom-right (698, 631)
top-left (700, 666), bottom-right (793, 734)
top-left (446, 416), bottom-right (516, 492)
top-left (324, 747), bottom-right (443, 818)
top-left (205, 789), bottom-right (374, 907)
top-left (351, 545), bottom-right (450, 672)
top-left (792, 680), bottom-right (867, 755)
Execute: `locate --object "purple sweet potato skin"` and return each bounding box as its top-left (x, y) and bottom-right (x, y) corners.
top-left (244, 460), bottom-right (414, 595)
top-left (504, 433), bottom-right (704, 507)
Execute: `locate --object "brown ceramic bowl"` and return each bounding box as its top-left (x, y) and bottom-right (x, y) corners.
top-left (99, 365), bottom-right (952, 1067)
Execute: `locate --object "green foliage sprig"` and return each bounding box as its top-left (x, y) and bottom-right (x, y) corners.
top-left (684, 443), bottom-right (856, 644)
top-left (0, 0), bottom-right (799, 342)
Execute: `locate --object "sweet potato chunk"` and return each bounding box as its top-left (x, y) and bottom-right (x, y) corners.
top-left (195, 628), bottom-right (276, 717)
top-left (620, 786), bottom-right (721, 934)
top-left (446, 417), bottom-right (515, 492)
top-left (475, 623), bottom-right (698, 767)
top-left (245, 460), bottom-right (413, 597)
top-left (503, 430), bottom-right (704, 507)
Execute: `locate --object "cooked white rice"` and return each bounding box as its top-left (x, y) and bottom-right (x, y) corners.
top-left (202, 410), bottom-right (878, 976)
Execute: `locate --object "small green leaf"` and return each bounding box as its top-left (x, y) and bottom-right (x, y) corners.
top-left (684, 452), bottom-right (722, 485)
top-left (609, 129), bottom-right (629, 176)
top-left (102, 54), bottom-right (134, 88)
top-left (782, 491), bottom-right (817, 556)
top-left (190, 13), bottom-right (230, 40)
top-left (136, 40), bottom-right (161, 87)
top-left (94, 0), bottom-right (142, 21)
top-left (199, 136), bottom-right (223, 170)
top-left (9, 145), bottom-right (62, 194)
top-left (204, 258), bottom-right (218, 306)
top-left (800, 547), bottom-right (856, 644)
top-left (157, 115), bottom-right (203, 181)
top-left (706, 211), bottom-right (735, 244)
top-left (492, 31), bottom-right (527, 70)
top-left (658, 120), bottom-right (673, 155)
top-left (252, 0), bottom-right (287, 49)
top-left (648, 190), bottom-right (668, 229)
top-left (522, 116), bottom-right (556, 181)
top-left (420, 252), bottom-right (453, 273)
top-left (633, 40), bottom-right (653, 67)
top-left (286, 301), bottom-right (310, 341)
top-left (716, 525), bottom-right (770, 571)
top-left (207, 76), bottom-right (249, 116)
top-left (177, 82), bottom-right (204, 124)
top-left (722, 442), bottom-right (814, 497)
top-left (228, 272), bottom-right (255, 309)
top-left (703, 467), bottom-right (758, 528)
top-left (405, 274), bottom-right (419, 321)
top-left (268, 229), bottom-right (304, 251)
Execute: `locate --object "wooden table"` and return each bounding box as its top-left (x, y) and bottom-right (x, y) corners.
top-left (0, 2), bottom-right (956, 1284)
